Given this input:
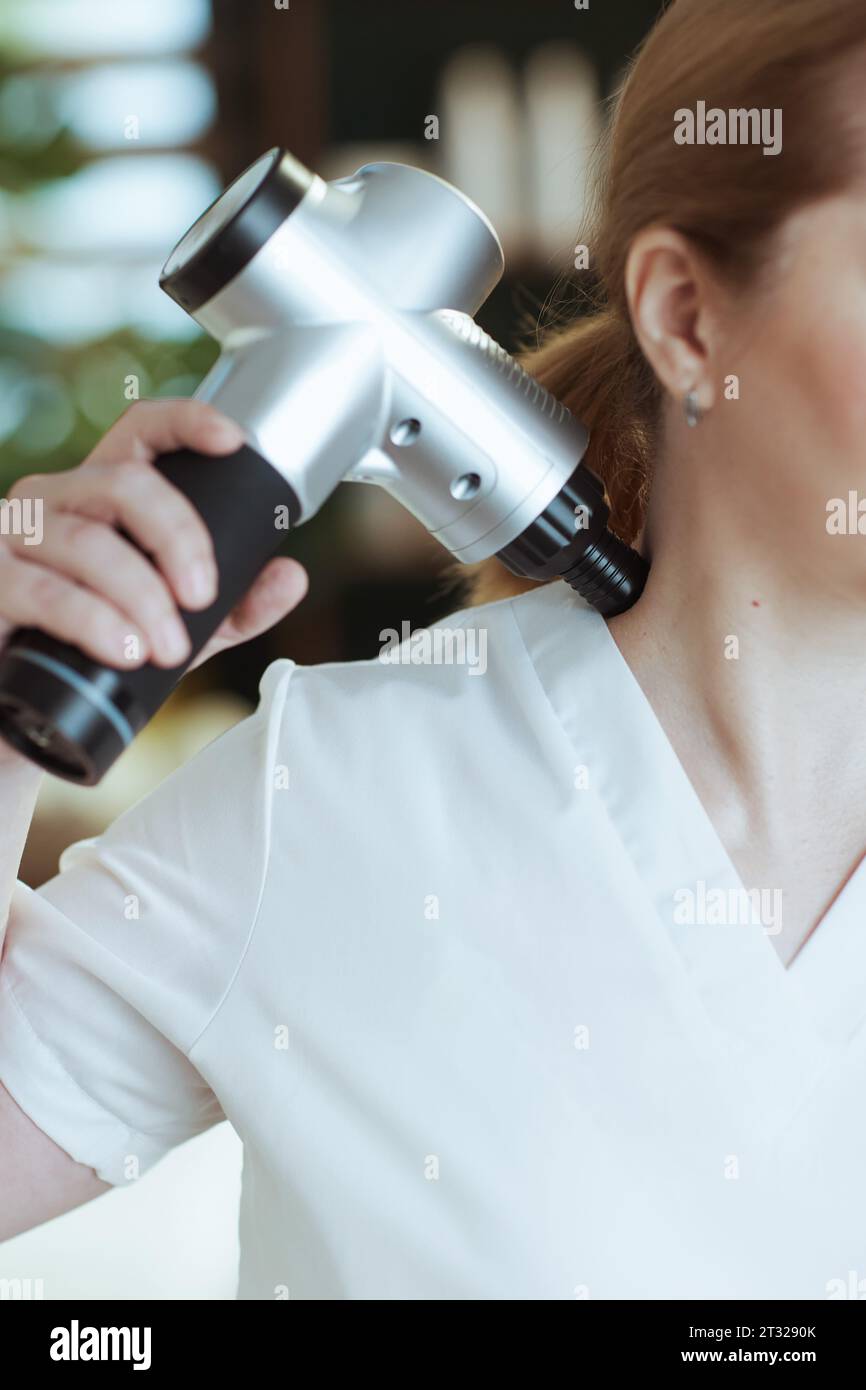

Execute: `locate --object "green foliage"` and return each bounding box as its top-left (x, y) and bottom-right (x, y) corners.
top-left (0, 327), bottom-right (219, 492)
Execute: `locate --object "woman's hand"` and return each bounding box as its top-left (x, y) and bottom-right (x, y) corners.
top-left (0, 399), bottom-right (309, 674)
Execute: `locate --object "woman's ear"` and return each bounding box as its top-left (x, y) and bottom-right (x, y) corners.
top-left (625, 225), bottom-right (719, 414)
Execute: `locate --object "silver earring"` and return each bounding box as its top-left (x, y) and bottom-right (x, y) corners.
top-left (684, 390), bottom-right (703, 428)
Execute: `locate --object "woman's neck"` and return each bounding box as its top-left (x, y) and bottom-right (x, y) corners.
top-left (605, 440), bottom-right (866, 960)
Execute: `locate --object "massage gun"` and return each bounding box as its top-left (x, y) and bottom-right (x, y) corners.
top-left (0, 147), bottom-right (648, 784)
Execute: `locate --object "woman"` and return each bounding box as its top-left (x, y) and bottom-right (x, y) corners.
top-left (1, 0), bottom-right (865, 1298)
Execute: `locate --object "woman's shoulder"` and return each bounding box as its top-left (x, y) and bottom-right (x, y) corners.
top-left (260, 581), bottom-right (588, 728)
top-left (250, 582), bottom-right (601, 799)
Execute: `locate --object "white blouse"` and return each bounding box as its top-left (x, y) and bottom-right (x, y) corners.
top-left (1, 580), bottom-right (865, 1300)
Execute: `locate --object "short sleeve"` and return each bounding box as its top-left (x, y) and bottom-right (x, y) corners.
top-left (0, 658), bottom-right (295, 1185)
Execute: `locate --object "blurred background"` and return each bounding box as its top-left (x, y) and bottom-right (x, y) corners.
top-left (0, 0), bottom-right (662, 1298)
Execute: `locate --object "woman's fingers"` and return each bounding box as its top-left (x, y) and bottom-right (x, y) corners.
top-left (86, 398), bottom-right (245, 467)
top-left (0, 549), bottom-right (150, 668)
top-left (190, 558), bottom-right (308, 669)
top-left (10, 403), bottom-right (240, 613)
top-left (65, 458), bottom-right (219, 611)
top-left (0, 401), bottom-right (309, 674)
top-left (2, 513), bottom-right (191, 668)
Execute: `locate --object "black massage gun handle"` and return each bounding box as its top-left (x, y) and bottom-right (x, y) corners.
top-left (0, 443), bottom-right (300, 783)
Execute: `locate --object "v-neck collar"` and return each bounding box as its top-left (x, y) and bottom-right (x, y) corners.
top-left (510, 581), bottom-right (866, 1064)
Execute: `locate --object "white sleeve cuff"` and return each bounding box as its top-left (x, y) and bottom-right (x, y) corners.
top-left (0, 975), bottom-right (172, 1187)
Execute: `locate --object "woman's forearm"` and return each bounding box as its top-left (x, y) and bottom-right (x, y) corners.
top-left (0, 749), bottom-right (43, 939)
top-left (0, 752), bottom-right (110, 1240)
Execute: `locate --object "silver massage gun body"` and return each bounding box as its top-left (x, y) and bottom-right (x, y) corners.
top-left (0, 148), bottom-right (648, 784)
